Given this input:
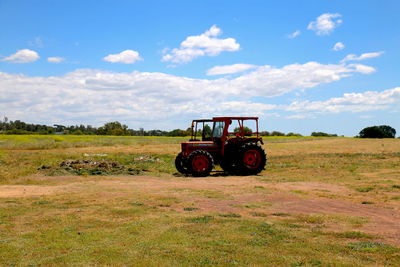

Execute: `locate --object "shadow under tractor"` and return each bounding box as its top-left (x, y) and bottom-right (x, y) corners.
top-left (175, 117), bottom-right (267, 177)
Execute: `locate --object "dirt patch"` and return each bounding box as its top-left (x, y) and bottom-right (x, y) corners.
top-left (360, 169), bottom-right (400, 179)
top-left (1, 175), bottom-right (399, 246)
top-left (270, 182), bottom-right (352, 195)
top-left (0, 183), bottom-right (72, 198)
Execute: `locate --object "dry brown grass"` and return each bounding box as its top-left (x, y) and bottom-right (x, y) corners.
top-left (266, 138), bottom-right (400, 156)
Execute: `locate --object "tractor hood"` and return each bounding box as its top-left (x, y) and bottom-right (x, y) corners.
top-left (181, 141), bottom-right (217, 156)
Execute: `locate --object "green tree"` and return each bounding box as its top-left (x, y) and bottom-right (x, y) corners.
top-left (286, 132), bottom-right (302, 137)
top-left (167, 129), bottom-right (187, 137)
top-left (98, 121), bottom-right (129, 135)
top-left (233, 126), bottom-right (253, 136)
top-left (359, 125), bottom-right (396, 138)
top-left (270, 131), bottom-right (285, 136)
top-left (311, 132), bottom-right (337, 137)
top-left (203, 124), bottom-right (212, 138)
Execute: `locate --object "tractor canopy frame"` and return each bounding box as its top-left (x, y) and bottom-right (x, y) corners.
top-left (190, 117), bottom-right (261, 142)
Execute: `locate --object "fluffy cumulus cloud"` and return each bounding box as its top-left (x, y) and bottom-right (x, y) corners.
top-left (287, 30), bottom-right (301, 39)
top-left (207, 64), bottom-right (257, 75)
top-left (103, 50), bottom-right (142, 64)
top-left (287, 87), bottom-right (400, 114)
top-left (332, 42), bottom-right (345, 51)
top-left (162, 25), bottom-right (240, 64)
top-left (47, 57), bottom-right (65, 63)
top-left (1, 49), bottom-right (40, 63)
top-left (308, 13), bottom-right (343, 35)
top-left (341, 51), bottom-right (384, 62)
top-left (0, 60), bottom-right (382, 127)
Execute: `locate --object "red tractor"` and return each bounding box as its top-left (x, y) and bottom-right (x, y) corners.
top-left (175, 117), bottom-right (267, 177)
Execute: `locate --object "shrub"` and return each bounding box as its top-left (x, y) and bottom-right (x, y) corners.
top-left (167, 129), bottom-right (187, 137)
top-left (270, 131), bottom-right (285, 136)
top-left (286, 132), bottom-right (303, 137)
top-left (72, 129), bottom-right (83, 135)
top-left (4, 129), bottom-right (33, 135)
top-left (234, 126), bottom-right (252, 136)
top-left (311, 132), bottom-right (337, 137)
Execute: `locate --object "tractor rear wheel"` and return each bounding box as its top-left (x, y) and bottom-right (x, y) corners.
top-left (188, 150), bottom-right (214, 177)
top-left (175, 152), bottom-right (188, 174)
top-left (237, 143), bottom-right (266, 175)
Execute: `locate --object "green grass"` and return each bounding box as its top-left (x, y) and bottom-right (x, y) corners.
top-left (1, 194), bottom-right (398, 266)
top-left (0, 134), bottom-right (188, 150)
top-left (262, 152), bottom-right (400, 185)
top-left (0, 151), bottom-right (177, 183)
top-left (334, 231), bottom-right (374, 239)
top-left (356, 187), bottom-right (375, 193)
top-left (0, 135), bottom-right (399, 265)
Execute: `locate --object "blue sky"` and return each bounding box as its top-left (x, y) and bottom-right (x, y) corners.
top-left (1, 0), bottom-right (399, 136)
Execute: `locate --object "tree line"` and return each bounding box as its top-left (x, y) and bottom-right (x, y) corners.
top-left (1, 118), bottom-right (395, 138)
top-left (0, 118), bottom-right (311, 137)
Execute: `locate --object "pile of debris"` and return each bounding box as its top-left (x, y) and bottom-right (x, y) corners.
top-left (60, 159), bottom-right (120, 170)
top-left (39, 159), bottom-right (142, 176)
top-left (134, 155), bottom-right (163, 162)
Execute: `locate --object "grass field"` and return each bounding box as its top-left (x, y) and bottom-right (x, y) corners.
top-left (0, 135), bottom-right (399, 266)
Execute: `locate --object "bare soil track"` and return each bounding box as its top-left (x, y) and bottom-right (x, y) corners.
top-left (1, 174), bottom-right (399, 246)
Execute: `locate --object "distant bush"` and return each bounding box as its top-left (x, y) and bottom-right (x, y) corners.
top-left (4, 129), bottom-right (33, 135)
top-left (167, 129), bottom-right (187, 137)
top-left (286, 132), bottom-right (303, 137)
top-left (234, 126), bottom-right (252, 136)
top-left (270, 131), bottom-right (285, 136)
top-left (72, 129), bottom-right (84, 135)
top-left (358, 125), bottom-right (396, 138)
top-left (311, 132), bottom-right (337, 137)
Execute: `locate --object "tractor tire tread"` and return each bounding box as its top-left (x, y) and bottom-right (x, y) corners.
top-left (237, 142), bottom-right (267, 175)
top-left (187, 150), bottom-right (214, 177)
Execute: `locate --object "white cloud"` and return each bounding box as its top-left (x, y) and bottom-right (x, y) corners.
top-left (103, 50), bottom-right (142, 64)
top-left (2, 49), bottom-right (40, 63)
top-left (332, 42), bottom-right (345, 51)
top-left (287, 30), bottom-right (301, 39)
top-left (47, 57), bottom-right (65, 63)
top-left (308, 13), bottom-right (342, 35)
top-left (341, 51), bottom-right (384, 62)
top-left (285, 114), bottom-right (308, 119)
top-left (346, 64), bottom-right (375, 74)
top-left (228, 62), bottom-right (373, 97)
top-left (0, 60), bottom-right (378, 127)
top-left (286, 87), bottom-right (400, 114)
top-left (207, 64), bottom-right (257, 75)
top-left (162, 25), bottom-right (240, 64)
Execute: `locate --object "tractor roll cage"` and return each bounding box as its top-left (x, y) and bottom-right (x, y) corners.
top-left (190, 119), bottom-right (213, 141)
top-left (190, 117), bottom-right (260, 141)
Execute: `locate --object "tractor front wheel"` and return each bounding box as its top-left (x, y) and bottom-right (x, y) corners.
top-left (188, 150), bottom-right (214, 177)
top-left (175, 152), bottom-right (188, 174)
top-left (237, 143), bottom-right (266, 175)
